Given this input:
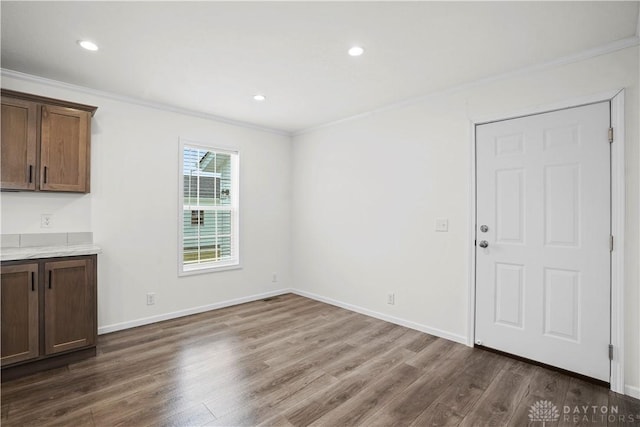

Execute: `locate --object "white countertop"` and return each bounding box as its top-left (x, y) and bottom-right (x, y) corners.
top-left (1, 244), bottom-right (102, 262)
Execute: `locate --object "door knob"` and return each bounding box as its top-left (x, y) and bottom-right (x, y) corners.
top-left (479, 240), bottom-right (489, 248)
top-left (480, 225), bottom-right (488, 232)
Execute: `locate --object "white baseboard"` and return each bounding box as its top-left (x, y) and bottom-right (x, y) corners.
top-left (625, 384), bottom-right (640, 399)
top-left (98, 288), bottom-right (292, 335)
top-left (99, 287), bottom-right (468, 345)
top-left (291, 289), bottom-right (468, 345)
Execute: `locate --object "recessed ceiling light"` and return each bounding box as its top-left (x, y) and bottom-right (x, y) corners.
top-left (253, 94), bottom-right (266, 102)
top-left (348, 46), bottom-right (364, 57)
top-left (78, 40), bottom-right (99, 51)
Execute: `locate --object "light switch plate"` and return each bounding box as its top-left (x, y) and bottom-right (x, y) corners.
top-left (435, 218), bottom-right (448, 232)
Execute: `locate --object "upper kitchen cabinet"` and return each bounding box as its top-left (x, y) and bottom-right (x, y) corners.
top-left (1, 89), bottom-right (97, 193)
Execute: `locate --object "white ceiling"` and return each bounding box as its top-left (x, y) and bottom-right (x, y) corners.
top-left (2, 2), bottom-right (639, 133)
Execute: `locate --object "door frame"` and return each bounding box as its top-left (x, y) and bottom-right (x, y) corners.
top-left (466, 89), bottom-right (625, 393)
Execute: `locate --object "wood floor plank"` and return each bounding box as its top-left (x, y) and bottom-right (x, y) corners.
top-left (256, 414), bottom-right (295, 427)
top-left (2, 293), bottom-right (635, 427)
top-left (89, 375), bottom-right (201, 426)
top-left (405, 336), bottom-right (460, 370)
top-left (0, 366), bottom-right (69, 392)
top-left (345, 320), bottom-right (409, 347)
top-left (4, 371), bottom-right (160, 423)
top-left (508, 366), bottom-right (571, 427)
top-left (359, 342), bottom-right (474, 426)
top-left (608, 392), bottom-right (640, 426)
top-left (6, 375), bottom-right (158, 424)
top-left (559, 377), bottom-right (611, 427)
top-left (410, 402), bottom-right (464, 427)
top-left (283, 346), bottom-right (415, 426)
top-left (418, 348), bottom-right (509, 422)
top-left (204, 341), bottom-right (355, 417)
top-left (309, 362), bottom-right (421, 426)
top-left (205, 370), bottom-right (337, 426)
top-left (44, 410), bottom-right (95, 427)
top-left (158, 402), bottom-right (216, 427)
top-left (1, 403), bottom-right (9, 421)
top-left (404, 332), bottom-right (439, 353)
top-left (262, 316), bottom-right (371, 368)
top-left (319, 327), bottom-right (419, 379)
top-left (459, 361), bottom-right (534, 427)
top-left (5, 405), bottom-right (96, 427)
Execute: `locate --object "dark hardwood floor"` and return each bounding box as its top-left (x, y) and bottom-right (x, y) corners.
top-left (2, 293), bottom-right (639, 426)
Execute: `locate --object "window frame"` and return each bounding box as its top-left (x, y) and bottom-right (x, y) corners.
top-left (178, 138), bottom-right (240, 276)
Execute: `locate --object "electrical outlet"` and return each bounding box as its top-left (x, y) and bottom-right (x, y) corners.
top-left (41, 214), bottom-right (53, 228)
top-left (435, 218), bottom-right (448, 232)
top-left (146, 293), bottom-right (156, 305)
top-left (387, 293), bottom-right (395, 305)
top-left (272, 273), bottom-right (278, 283)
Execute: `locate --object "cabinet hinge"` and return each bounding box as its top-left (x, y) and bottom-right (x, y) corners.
top-left (609, 344), bottom-right (614, 360)
top-left (610, 235), bottom-right (614, 252)
top-left (608, 127), bottom-right (614, 143)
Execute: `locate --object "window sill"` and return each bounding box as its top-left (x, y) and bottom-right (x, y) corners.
top-left (179, 262), bottom-right (242, 277)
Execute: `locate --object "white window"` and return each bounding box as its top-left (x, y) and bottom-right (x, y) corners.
top-left (179, 139), bottom-right (239, 275)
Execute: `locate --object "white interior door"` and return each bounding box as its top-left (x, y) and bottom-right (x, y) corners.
top-left (475, 102), bottom-right (611, 382)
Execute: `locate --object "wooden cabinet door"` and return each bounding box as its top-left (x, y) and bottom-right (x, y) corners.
top-left (44, 258), bottom-right (95, 355)
top-left (1, 263), bottom-right (39, 366)
top-left (40, 105), bottom-right (90, 193)
top-left (1, 97), bottom-right (38, 190)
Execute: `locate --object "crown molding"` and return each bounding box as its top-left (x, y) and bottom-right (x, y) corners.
top-left (0, 68), bottom-right (291, 137)
top-left (3, 34), bottom-right (638, 139)
top-left (294, 35), bottom-right (640, 136)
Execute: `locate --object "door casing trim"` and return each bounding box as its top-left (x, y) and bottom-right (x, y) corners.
top-left (466, 89), bottom-right (625, 394)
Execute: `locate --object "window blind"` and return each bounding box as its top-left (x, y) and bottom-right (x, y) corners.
top-left (180, 143), bottom-right (239, 273)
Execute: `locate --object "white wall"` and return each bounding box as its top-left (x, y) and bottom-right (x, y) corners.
top-left (0, 74), bottom-right (292, 332)
top-left (291, 46), bottom-right (640, 392)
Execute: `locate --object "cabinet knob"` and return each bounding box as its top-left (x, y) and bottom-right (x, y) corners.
top-left (48, 270), bottom-right (52, 289)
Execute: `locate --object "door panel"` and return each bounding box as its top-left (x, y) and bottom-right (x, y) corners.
top-left (40, 105), bottom-right (89, 192)
top-left (1, 263), bottom-right (39, 365)
top-left (543, 268), bottom-right (579, 341)
top-left (544, 163), bottom-right (580, 246)
top-left (495, 168), bottom-right (524, 243)
top-left (1, 97), bottom-right (37, 190)
top-left (44, 259), bottom-right (95, 354)
top-left (494, 263), bottom-right (524, 328)
top-left (475, 102), bottom-right (610, 382)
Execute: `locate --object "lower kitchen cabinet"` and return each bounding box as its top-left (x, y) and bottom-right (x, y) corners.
top-left (1, 255), bottom-right (97, 380)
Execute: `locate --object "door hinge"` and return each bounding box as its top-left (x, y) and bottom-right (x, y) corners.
top-left (608, 127), bottom-right (614, 143)
top-left (609, 344), bottom-right (614, 360)
top-left (610, 235), bottom-right (614, 252)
